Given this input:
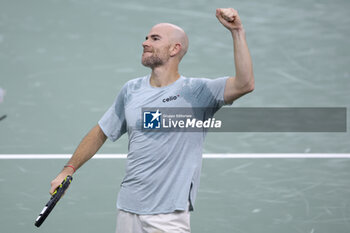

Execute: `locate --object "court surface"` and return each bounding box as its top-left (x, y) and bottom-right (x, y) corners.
top-left (1, 155), bottom-right (350, 233)
top-left (1, 0), bottom-right (349, 232)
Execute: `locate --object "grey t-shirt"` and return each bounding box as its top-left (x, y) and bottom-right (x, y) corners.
top-left (98, 75), bottom-right (229, 214)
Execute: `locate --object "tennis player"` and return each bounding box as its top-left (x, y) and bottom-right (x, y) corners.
top-left (50, 8), bottom-right (254, 232)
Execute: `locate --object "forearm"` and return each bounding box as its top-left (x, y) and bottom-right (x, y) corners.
top-left (231, 28), bottom-right (254, 90)
top-left (50, 124), bottom-right (107, 194)
top-left (65, 124), bottom-right (107, 172)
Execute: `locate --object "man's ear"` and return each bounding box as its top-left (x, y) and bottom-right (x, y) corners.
top-left (169, 43), bottom-right (182, 57)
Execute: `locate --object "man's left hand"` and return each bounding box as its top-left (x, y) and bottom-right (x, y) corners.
top-left (216, 8), bottom-right (243, 31)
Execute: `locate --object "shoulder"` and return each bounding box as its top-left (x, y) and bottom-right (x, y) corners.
top-left (181, 76), bottom-right (228, 89)
top-left (123, 76), bottom-right (147, 91)
top-left (181, 76), bottom-right (210, 87)
top-left (113, 76), bottom-right (147, 103)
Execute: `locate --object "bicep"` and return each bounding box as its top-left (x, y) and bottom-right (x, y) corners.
top-left (224, 76), bottom-right (254, 104)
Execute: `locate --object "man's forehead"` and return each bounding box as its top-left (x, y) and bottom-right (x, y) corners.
top-left (148, 24), bottom-right (172, 36)
top-left (146, 23), bottom-right (187, 43)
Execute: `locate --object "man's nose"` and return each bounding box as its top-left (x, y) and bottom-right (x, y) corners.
top-left (142, 39), bottom-right (150, 48)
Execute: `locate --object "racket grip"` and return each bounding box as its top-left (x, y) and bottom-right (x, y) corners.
top-left (34, 175), bottom-right (73, 227)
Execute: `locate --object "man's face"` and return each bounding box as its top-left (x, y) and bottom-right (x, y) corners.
top-left (141, 26), bottom-right (172, 68)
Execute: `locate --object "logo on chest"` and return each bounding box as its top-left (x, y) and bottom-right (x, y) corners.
top-left (162, 94), bottom-right (180, 103)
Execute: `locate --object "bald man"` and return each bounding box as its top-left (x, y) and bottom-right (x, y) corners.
top-left (50, 8), bottom-right (254, 233)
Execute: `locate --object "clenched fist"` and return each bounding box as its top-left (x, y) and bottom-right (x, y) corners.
top-left (216, 8), bottom-right (243, 31)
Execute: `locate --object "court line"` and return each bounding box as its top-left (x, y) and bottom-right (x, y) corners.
top-left (0, 154), bottom-right (350, 159)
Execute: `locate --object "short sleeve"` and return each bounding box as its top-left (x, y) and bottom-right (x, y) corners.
top-left (98, 84), bottom-right (127, 142)
top-left (192, 76), bottom-right (230, 108)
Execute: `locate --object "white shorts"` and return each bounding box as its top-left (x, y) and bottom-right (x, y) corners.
top-left (115, 208), bottom-right (191, 233)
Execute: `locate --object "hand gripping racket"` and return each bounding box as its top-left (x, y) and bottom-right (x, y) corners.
top-left (35, 175), bottom-right (73, 227)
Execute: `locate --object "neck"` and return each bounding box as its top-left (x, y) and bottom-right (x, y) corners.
top-left (149, 62), bottom-right (180, 87)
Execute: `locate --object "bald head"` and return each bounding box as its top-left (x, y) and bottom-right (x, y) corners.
top-left (151, 23), bottom-right (189, 60)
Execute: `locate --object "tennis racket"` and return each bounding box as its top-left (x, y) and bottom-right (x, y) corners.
top-left (0, 114), bottom-right (6, 121)
top-left (34, 175), bottom-right (73, 227)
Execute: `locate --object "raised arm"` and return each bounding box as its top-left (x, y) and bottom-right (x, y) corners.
top-left (49, 124), bottom-right (107, 194)
top-left (216, 8), bottom-right (255, 104)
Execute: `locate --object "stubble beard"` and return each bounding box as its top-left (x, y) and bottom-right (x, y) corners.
top-left (142, 53), bottom-right (164, 68)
